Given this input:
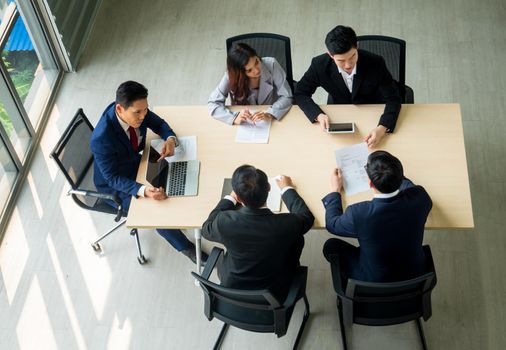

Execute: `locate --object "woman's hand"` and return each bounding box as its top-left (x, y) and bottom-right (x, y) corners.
top-left (250, 111), bottom-right (273, 123)
top-left (233, 109), bottom-right (252, 125)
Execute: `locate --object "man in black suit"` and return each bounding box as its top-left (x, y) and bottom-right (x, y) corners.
top-left (322, 151), bottom-right (432, 285)
top-left (202, 165), bottom-right (314, 300)
top-left (295, 25), bottom-right (401, 147)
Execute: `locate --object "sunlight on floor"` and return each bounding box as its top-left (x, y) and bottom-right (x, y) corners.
top-left (47, 234), bottom-right (87, 350)
top-left (59, 190), bottom-right (112, 321)
top-left (107, 313), bottom-right (132, 349)
top-left (16, 275), bottom-right (57, 349)
top-left (26, 173), bottom-right (43, 220)
top-left (0, 208), bottom-right (29, 305)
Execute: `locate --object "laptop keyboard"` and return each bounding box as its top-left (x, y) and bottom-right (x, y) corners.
top-left (167, 161), bottom-right (188, 196)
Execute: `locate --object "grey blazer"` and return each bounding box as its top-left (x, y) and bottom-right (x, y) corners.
top-left (208, 57), bottom-right (293, 124)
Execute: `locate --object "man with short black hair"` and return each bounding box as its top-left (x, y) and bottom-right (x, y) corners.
top-left (295, 25), bottom-right (401, 147)
top-left (202, 165), bottom-right (314, 300)
top-left (90, 80), bottom-right (207, 264)
top-left (322, 151), bottom-right (432, 285)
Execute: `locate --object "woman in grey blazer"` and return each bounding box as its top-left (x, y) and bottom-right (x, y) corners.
top-left (208, 43), bottom-right (293, 125)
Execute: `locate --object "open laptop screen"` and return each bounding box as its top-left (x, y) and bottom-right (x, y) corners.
top-left (146, 146), bottom-right (168, 188)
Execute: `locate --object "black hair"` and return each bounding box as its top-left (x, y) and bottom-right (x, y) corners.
top-left (365, 151), bottom-right (404, 193)
top-left (325, 25), bottom-right (357, 55)
top-left (231, 164), bottom-right (269, 208)
top-left (116, 81), bottom-right (148, 108)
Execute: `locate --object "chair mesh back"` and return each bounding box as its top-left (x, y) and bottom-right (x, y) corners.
top-left (195, 275), bottom-right (279, 330)
top-left (226, 33), bottom-right (294, 91)
top-left (51, 109), bottom-right (97, 208)
top-left (357, 36), bottom-right (405, 85)
top-left (348, 272), bottom-right (435, 323)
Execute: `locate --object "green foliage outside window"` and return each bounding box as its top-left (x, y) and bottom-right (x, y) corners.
top-left (0, 50), bottom-right (38, 137)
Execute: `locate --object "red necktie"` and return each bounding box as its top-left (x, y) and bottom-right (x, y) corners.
top-left (128, 126), bottom-right (138, 152)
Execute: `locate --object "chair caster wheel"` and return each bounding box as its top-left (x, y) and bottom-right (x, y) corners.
top-left (92, 243), bottom-right (102, 252)
top-left (137, 255), bottom-right (147, 265)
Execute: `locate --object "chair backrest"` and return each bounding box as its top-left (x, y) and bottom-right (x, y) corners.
top-left (192, 267), bottom-right (310, 338)
top-left (192, 273), bottom-right (291, 335)
top-left (226, 33), bottom-right (294, 93)
top-left (50, 109), bottom-right (98, 209)
top-left (345, 246), bottom-right (437, 326)
top-left (357, 35), bottom-right (407, 101)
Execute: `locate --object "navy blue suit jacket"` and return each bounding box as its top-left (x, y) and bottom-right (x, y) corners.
top-left (295, 50), bottom-right (401, 131)
top-left (322, 179), bottom-right (432, 282)
top-left (90, 102), bottom-right (175, 210)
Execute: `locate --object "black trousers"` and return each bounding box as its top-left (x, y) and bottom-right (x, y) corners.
top-left (323, 238), bottom-right (360, 291)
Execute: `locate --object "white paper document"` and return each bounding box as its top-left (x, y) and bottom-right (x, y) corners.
top-left (235, 119), bottom-right (271, 143)
top-left (267, 177), bottom-right (282, 212)
top-left (151, 136), bottom-right (197, 162)
top-left (334, 142), bottom-right (370, 195)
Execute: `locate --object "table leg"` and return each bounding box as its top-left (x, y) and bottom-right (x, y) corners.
top-left (194, 228), bottom-right (202, 274)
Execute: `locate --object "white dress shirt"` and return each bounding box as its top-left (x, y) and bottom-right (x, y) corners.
top-left (337, 65), bottom-right (357, 93)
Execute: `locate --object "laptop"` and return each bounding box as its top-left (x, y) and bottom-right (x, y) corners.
top-left (146, 146), bottom-right (200, 196)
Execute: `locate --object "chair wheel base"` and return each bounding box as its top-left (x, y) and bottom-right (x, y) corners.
top-left (137, 255), bottom-right (148, 265)
top-left (91, 243), bottom-right (102, 252)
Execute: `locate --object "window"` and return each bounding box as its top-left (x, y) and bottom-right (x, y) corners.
top-left (0, 0), bottom-right (62, 226)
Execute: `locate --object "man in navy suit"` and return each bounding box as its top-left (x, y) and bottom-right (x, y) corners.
top-left (90, 81), bottom-right (207, 264)
top-left (322, 151), bottom-right (432, 285)
top-left (295, 25), bottom-right (401, 147)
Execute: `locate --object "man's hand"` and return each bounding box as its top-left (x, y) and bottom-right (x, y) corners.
top-left (364, 125), bottom-right (388, 148)
top-left (159, 137), bottom-right (176, 160)
top-left (233, 109), bottom-right (252, 125)
top-left (330, 168), bottom-right (344, 193)
top-left (144, 186), bottom-right (167, 200)
top-left (250, 111), bottom-right (273, 123)
top-left (316, 113), bottom-right (330, 131)
top-left (276, 175), bottom-right (294, 189)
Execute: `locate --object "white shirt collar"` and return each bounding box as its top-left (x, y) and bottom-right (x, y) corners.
top-left (374, 189), bottom-right (400, 199)
top-left (337, 64), bottom-right (357, 78)
top-left (116, 112), bottom-right (130, 132)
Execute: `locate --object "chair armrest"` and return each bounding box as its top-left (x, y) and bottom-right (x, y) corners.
top-left (200, 247), bottom-right (223, 280)
top-left (69, 189), bottom-right (119, 203)
top-left (69, 189), bottom-right (123, 221)
top-left (329, 254), bottom-right (346, 295)
top-left (282, 266), bottom-right (308, 308)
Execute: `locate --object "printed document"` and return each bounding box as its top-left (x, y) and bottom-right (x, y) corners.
top-left (235, 119), bottom-right (271, 143)
top-left (151, 136), bottom-right (197, 162)
top-left (334, 142), bottom-right (370, 195)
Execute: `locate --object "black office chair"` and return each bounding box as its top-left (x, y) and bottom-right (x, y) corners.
top-left (226, 33), bottom-right (296, 94)
top-left (330, 245), bottom-right (437, 350)
top-left (50, 108), bottom-right (147, 265)
top-left (191, 247), bottom-right (310, 350)
top-left (357, 35), bottom-right (414, 103)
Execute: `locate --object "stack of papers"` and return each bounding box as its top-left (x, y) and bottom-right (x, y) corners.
top-left (334, 142), bottom-right (370, 195)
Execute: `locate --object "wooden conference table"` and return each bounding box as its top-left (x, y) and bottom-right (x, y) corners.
top-left (127, 104), bottom-right (474, 268)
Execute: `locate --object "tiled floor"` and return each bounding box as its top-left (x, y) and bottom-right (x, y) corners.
top-left (1, 0), bottom-right (505, 349)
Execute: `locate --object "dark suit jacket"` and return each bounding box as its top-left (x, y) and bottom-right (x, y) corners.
top-left (322, 179), bottom-right (432, 282)
top-left (90, 102), bottom-right (175, 210)
top-left (202, 189), bottom-right (314, 300)
top-left (295, 50), bottom-right (401, 131)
